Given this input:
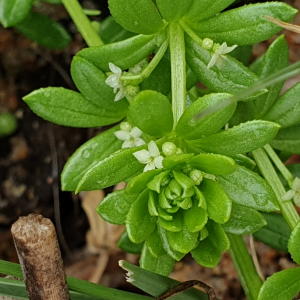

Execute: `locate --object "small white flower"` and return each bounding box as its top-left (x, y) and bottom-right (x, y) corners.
top-left (133, 140), bottom-right (164, 172)
top-left (282, 177), bottom-right (300, 206)
top-left (207, 42), bottom-right (238, 69)
top-left (114, 122), bottom-right (145, 148)
top-left (105, 62), bottom-right (126, 101)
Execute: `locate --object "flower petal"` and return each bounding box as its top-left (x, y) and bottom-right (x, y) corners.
top-left (144, 162), bottom-right (156, 172)
top-left (134, 138), bottom-right (146, 147)
top-left (133, 149), bottom-right (150, 164)
top-left (122, 140), bottom-right (135, 148)
top-left (282, 189), bottom-right (295, 201)
top-left (148, 140), bottom-right (160, 157)
top-left (207, 54), bottom-right (218, 69)
top-left (114, 88), bottom-right (125, 101)
top-left (105, 74), bottom-right (120, 88)
top-left (292, 177), bottom-right (300, 191)
top-left (131, 127), bottom-right (143, 138)
top-left (114, 130), bottom-right (130, 141)
top-left (223, 44), bottom-right (238, 54)
top-left (294, 193), bottom-right (300, 207)
top-left (109, 62), bottom-right (122, 75)
top-left (154, 156), bottom-right (164, 169)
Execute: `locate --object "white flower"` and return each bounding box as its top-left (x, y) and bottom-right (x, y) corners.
top-left (282, 177), bottom-right (300, 206)
top-left (114, 122), bottom-right (145, 148)
top-left (105, 62), bottom-right (126, 101)
top-left (133, 140), bottom-right (164, 172)
top-left (207, 42), bottom-right (238, 69)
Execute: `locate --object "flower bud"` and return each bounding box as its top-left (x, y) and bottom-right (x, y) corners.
top-left (212, 43), bottom-right (221, 52)
top-left (176, 148), bottom-right (183, 154)
top-left (189, 169), bottom-right (203, 185)
top-left (124, 85), bottom-right (140, 101)
top-left (202, 38), bottom-right (214, 50)
top-left (162, 142), bottom-right (177, 156)
top-left (120, 121), bottom-right (132, 132)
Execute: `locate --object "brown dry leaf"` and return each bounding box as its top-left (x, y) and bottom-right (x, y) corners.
top-left (265, 15), bottom-right (300, 34)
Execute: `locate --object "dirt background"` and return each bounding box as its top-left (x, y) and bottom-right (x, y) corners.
top-left (0, 0), bottom-right (300, 299)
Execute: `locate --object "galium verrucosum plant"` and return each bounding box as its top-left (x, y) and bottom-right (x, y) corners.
top-left (22, 0), bottom-right (300, 299)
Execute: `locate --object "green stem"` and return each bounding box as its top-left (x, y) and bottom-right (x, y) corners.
top-left (169, 22), bottom-right (186, 128)
top-left (252, 147), bottom-right (299, 230)
top-left (179, 20), bottom-right (203, 46)
top-left (120, 38), bottom-right (169, 84)
top-left (228, 234), bottom-right (263, 300)
top-left (263, 144), bottom-right (294, 188)
top-left (61, 0), bottom-right (103, 47)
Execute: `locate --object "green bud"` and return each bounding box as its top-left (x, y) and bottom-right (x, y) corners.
top-left (176, 148), bottom-right (183, 154)
top-left (212, 43), bottom-right (220, 52)
top-left (202, 38), bottom-right (214, 50)
top-left (162, 142), bottom-right (177, 156)
top-left (169, 179), bottom-right (182, 197)
top-left (181, 163), bottom-right (193, 174)
top-left (178, 197), bottom-right (193, 210)
top-left (120, 121), bottom-right (132, 132)
top-left (124, 85), bottom-right (140, 101)
top-left (0, 113), bottom-right (17, 137)
top-left (189, 169), bottom-right (203, 185)
top-left (161, 175), bottom-right (171, 187)
top-left (204, 173), bottom-right (216, 181)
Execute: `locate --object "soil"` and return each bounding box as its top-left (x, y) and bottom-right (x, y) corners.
top-left (0, 1), bottom-right (300, 299)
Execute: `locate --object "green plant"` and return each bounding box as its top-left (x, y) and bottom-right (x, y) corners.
top-left (2, 0), bottom-right (300, 299)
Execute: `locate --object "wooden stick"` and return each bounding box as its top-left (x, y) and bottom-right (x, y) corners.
top-left (11, 214), bottom-right (70, 300)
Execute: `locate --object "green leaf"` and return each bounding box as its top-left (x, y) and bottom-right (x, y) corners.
top-left (176, 93), bottom-right (236, 140)
top-left (258, 267), bottom-right (300, 300)
top-left (253, 35), bottom-right (289, 119)
top-left (264, 82), bottom-right (300, 128)
top-left (147, 170), bottom-right (171, 193)
top-left (97, 190), bottom-right (137, 225)
top-left (288, 221), bottom-right (300, 265)
top-left (162, 153), bottom-right (194, 170)
top-left (185, 36), bottom-right (265, 101)
top-left (189, 120), bottom-right (280, 156)
top-left (76, 145), bottom-right (145, 192)
top-left (99, 16), bottom-right (135, 44)
top-left (61, 126), bottom-right (122, 191)
top-left (253, 212), bottom-right (290, 253)
top-left (219, 166), bottom-right (279, 211)
top-left (183, 0), bottom-right (235, 23)
top-left (118, 231), bottom-right (144, 254)
top-left (157, 220), bottom-right (186, 261)
top-left (190, 3), bottom-right (298, 45)
top-left (108, 0), bottom-right (165, 35)
top-left (23, 87), bottom-right (121, 127)
top-left (77, 34), bottom-right (157, 72)
top-left (120, 260), bottom-right (209, 300)
top-left (183, 205), bottom-right (207, 232)
top-left (166, 224), bottom-right (198, 253)
top-left (146, 227), bottom-right (165, 257)
top-left (160, 211), bottom-right (183, 232)
top-left (128, 90), bottom-right (173, 137)
top-left (222, 203), bottom-right (267, 235)
top-left (140, 57), bottom-right (171, 96)
top-left (126, 189), bottom-right (157, 243)
top-left (140, 244), bottom-right (174, 276)
top-left (206, 220), bottom-right (230, 252)
top-left (126, 169), bottom-right (163, 195)
top-left (270, 124), bottom-right (300, 155)
top-left (229, 45), bottom-right (253, 67)
top-left (0, 0), bottom-right (32, 27)
top-left (228, 101), bottom-right (256, 127)
top-left (201, 178), bottom-right (232, 224)
top-left (191, 238), bottom-right (221, 268)
top-left (156, 0), bottom-right (193, 22)
top-left (15, 12), bottom-right (71, 49)
top-left (189, 153), bottom-right (236, 175)
top-left (230, 154), bottom-right (256, 170)
top-left (70, 56), bottom-right (128, 114)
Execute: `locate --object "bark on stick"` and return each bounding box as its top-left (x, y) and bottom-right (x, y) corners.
top-left (11, 214), bottom-right (70, 300)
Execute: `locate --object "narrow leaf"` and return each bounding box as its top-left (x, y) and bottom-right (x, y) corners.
top-left (288, 221), bottom-right (300, 264)
top-left (118, 231), bottom-right (144, 254)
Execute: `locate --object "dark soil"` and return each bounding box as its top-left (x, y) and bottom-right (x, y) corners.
top-left (0, 1), bottom-right (300, 299)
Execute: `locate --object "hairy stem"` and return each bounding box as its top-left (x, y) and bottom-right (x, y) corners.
top-left (228, 234), bottom-right (263, 300)
top-left (252, 147), bottom-right (300, 230)
top-left (62, 0), bottom-right (103, 47)
top-left (169, 22), bottom-right (186, 128)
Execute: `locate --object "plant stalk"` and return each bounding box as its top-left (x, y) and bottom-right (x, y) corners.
top-left (252, 147), bottom-right (300, 230)
top-left (227, 234), bottom-right (263, 300)
top-left (61, 0), bottom-right (103, 47)
top-left (263, 144), bottom-right (294, 188)
top-left (169, 22), bottom-right (186, 128)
